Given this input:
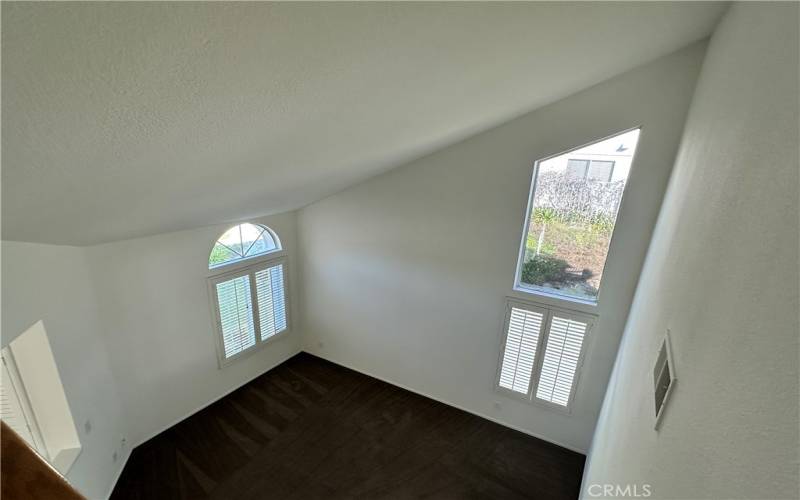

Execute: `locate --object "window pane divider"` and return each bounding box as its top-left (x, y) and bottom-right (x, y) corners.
top-left (527, 308), bottom-right (553, 402)
top-left (495, 296), bottom-right (595, 414)
top-left (248, 272), bottom-right (263, 345)
top-left (207, 254), bottom-right (290, 368)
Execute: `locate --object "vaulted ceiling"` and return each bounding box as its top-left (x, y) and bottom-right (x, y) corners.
top-left (1, 2), bottom-right (727, 245)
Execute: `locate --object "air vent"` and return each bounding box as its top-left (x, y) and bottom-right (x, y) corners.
top-left (653, 330), bottom-right (677, 430)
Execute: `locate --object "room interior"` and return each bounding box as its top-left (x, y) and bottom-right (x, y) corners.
top-left (1, 2), bottom-right (798, 499)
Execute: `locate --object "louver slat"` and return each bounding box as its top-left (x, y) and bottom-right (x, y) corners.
top-left (535, 315), bottom-right (587, 407)
top-left (216, 275), bottom-right (256, 358)
top-left (255, 264), bottom-right (287, 340)
top-left (498, 307), bottom-right (543, 395)
top-left (0, 359), bottom-right (36, 447)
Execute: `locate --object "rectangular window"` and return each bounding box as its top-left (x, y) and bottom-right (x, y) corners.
top-left (496, 299), bottom-right (593, 411)
top-left (516, 128), bottom-right (640, 303)
top-left (209, 258), bottom-right (289, 365)
top-left (587, 160), bottom-right (615, 182)
top-left (565, 159), bottom-right (590, 181)
top-left (564, 159), bottom-right (615, 182)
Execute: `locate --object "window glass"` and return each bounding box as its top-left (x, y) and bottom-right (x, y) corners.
top-left (518, 128), bottom-right (640, 301)
top-left (209, 223), bottom-right (279, 269)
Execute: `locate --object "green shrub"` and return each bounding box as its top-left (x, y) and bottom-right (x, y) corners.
top-left (532, 207), bottom-right (559, 225)
top-left (521, 255), bottom-right (571, 285)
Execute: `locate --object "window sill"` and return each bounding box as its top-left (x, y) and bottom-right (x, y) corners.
top-left (217, 327), bottom-right (292, 369)
top-left (494, 386), bottom-right (574, 415)
top-left (510, 285), bottom-right (599, 313)
top-left (51, 446), bottom-right (82, 474)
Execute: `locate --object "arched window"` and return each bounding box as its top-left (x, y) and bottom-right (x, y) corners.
top-left (209, 223), bottom-right (280, 269)
top-left (207, 223), bottom-right (288, 366)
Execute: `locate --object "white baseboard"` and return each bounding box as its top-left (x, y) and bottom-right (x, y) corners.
top-left (303, 349), bottom-right (587, 455)
top-left (134, 348), bottom-right (302, 447)
top-left (105, 348), bottom-right (302, 497)
top-left (104, 447), bottom-right (131, 500)
top-left (105, 346), bottom-right (583, 498)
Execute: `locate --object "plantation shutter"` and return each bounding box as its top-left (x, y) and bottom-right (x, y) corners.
top-left (498, 306), bottom-right (544, 395)
top-left (0, 355), bottom-right (36, 447)
top-left (216, 275), bottom-right (256, 358)
top-left (255, 264), bottom-right (287, 340)
top-left (535, 315), bottom-right (588, 406)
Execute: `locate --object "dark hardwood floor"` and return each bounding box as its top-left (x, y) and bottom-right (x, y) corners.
top-left (110, 352), bottom-right (585, 500)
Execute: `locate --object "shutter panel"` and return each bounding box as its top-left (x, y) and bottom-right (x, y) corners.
top-left (216, 275), bottom-right (256, 358)
top-left (255, 264), bottom-right (287, 340)
top-left (535, 315), bottom-right (587, 406)
top-left (498, 307), bottom-right (544, 394)
top-left (1, 356), bottom-right (36, 447)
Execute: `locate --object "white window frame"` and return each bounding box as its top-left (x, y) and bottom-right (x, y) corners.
top-left (1, 348), bottom-right (48, 455)
top-left (207, 253), bottom-right (290, 368)
top-left (1, 321), bottom-right (83, 473)
top-left (208, 223), bottom-right (283, 270)
top-left (494, 297), bottom-right (595, 414)
top-left (513, 127), bottom-right (641, 307)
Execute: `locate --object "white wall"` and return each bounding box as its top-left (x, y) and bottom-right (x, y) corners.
top-left (86, 212), bottom-right (302, 445)
top-left (1, 241), bottom-right (129, 499)
top-left (296, 43), bottom-right (707, 452)
top-left (582, 3), bottom-right (799, 499)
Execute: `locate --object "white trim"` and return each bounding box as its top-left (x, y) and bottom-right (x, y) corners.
top-left (507, 287), bottom-right (597, 315)
top-left (104, 347), bottom-right (302, 497)
top-left (494, 296), bottom-right (596, 415)
top-left (105, 350), bottom-right (302, 500)
top-left (207, 223), bottom-right (283, 272)
top-left (512, 126), bottom-right (643, 308)
top-left (104, 346), bottom-right (583, 498)
top-left (103, 344), bottom-right (297, 499)
top-left (206, 248), bottom-right (288, 277)
top-left (1, 347), bottom-right (48, 457)
top-left (207, 255), bottom-right (291, 368)
top-left (130, 347), bottom-right (301, 453)
top-left (304, 350), bottom-right (587, 455)
top-left (513, 284), bottom-right (598, 308)
top-left (104, 447), bottom-right (132, 500)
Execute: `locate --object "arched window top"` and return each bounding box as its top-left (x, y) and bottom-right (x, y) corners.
top-left (209, 223), bottom-right (281, 269)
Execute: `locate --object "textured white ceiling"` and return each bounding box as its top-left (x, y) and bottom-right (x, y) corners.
top-left (1, 2), bottom-right (727, 245)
